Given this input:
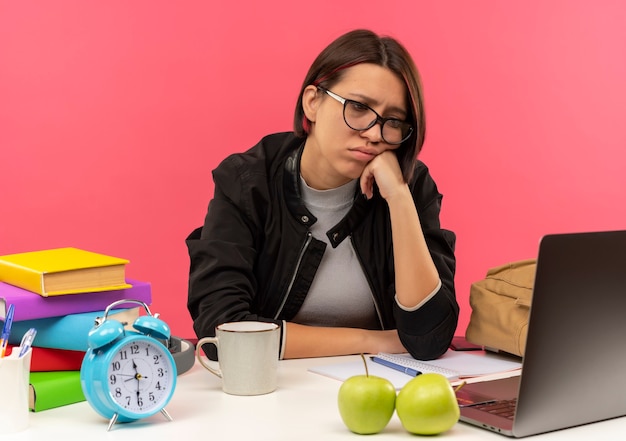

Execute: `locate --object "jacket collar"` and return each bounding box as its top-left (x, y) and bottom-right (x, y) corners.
top-left (283, 142), bottom-right (373, 248)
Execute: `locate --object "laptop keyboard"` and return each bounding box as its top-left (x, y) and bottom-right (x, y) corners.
top-left (474, 398), bottom-right (518, 420)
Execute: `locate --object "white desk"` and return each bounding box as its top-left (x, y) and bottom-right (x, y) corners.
top-left (6, 355), bottom-right (626, 440)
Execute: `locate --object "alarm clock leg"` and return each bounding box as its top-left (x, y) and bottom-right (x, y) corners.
top-left (160, 408), bottom-right (173, 422)
top-left (107, 413), bottom-right (119, 432)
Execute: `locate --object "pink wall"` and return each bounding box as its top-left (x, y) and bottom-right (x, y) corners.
top-left (2, 1), bottom-right (625, 339)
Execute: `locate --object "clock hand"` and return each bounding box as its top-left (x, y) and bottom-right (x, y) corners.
top-left (133, 359), bottom-right (141, 392)
top-left (131, 362), bottom-right (146, 405)
top-left (121, 360), bottom-right (140, 382)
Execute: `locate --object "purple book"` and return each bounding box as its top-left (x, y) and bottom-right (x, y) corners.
top-left (0, 279), bottom-right (151, 321)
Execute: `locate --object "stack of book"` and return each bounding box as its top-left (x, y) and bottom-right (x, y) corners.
top-left (0, 247), bottom-right (152, 412)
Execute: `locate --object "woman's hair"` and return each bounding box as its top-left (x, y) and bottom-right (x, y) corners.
top-left (294, 29), bottom-right (426, 182)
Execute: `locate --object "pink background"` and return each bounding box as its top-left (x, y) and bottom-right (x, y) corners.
top-left (2, 1), bottom-right (625, 339)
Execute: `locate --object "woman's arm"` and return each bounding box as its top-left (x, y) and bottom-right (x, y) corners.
top-left (360, 151), bottom-right (441, 307)
top-left (282, 323), bottom-right (406, 359)
top-left (360, 152), bottom-right (458, 359)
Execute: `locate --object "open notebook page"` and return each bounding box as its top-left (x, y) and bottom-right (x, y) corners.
top-left (309, 350), bottom-right (522, 390)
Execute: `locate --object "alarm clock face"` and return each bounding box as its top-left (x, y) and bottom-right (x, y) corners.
top-left (106, 338), bottom-right (176, 416)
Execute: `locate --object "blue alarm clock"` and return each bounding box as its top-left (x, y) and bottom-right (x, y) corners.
top-left (80, 299), bottom-right (177, 431)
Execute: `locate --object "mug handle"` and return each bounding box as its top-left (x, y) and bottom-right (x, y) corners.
top-left (196, 337), bottom-right (222, 378)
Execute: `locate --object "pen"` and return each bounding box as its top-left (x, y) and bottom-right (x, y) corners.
top-left (370, 356), bottom-right (421, 377)
top-left (0, 304), bottom-right (15, 358)
top-left (18, 327), bottom-right (37, 358)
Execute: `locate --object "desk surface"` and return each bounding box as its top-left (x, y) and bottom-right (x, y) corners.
top-left (6, 355), bottom-right (626, 440)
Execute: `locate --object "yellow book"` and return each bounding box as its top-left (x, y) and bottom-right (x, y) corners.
top-left (0, 247), bottom-right (132, 296)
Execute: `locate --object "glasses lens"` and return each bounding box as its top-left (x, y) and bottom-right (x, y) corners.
top-left (382, 120), bottom-right (413, 144)
top-left (343, 100), bottom-right (412, 145)
top-left (343, 101), bottom-right (377, 130)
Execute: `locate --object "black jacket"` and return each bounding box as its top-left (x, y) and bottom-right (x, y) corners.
top-left (187, 132), bottom-right (458, 360)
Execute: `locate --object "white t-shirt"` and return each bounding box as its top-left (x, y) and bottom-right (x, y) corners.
top-left (292, 177), bottom-right (380, 330)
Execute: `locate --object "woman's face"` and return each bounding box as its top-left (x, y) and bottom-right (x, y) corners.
top-left (301, 63), bottom-right (408, 190)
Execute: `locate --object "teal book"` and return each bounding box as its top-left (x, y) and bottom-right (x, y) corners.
top-left (8, 307), bottom-right (140, 351)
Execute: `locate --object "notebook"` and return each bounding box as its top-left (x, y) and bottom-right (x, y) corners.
top-left (456, 230), bottom-right (626, 437)
top-left (309, 349), bottom-right (522, 389)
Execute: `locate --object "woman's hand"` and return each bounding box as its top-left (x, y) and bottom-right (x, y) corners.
top-left (369, 329), bottom-right (409, 354)
top-left (360, 150), bottom-right (406, 200)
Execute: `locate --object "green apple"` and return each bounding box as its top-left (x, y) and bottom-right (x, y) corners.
top-left (337, 355), bottom-right (396, 434)
top-left (396, 373), bottom-right (460, 435)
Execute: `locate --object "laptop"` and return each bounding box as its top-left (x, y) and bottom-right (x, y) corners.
top-left (456, 230), bottom-right (626, 437)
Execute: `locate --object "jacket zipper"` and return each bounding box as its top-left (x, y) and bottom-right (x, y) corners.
top-left (274, 232), bottom-right (313, 319)
top-left (350, 235), bottom-right (386, 329)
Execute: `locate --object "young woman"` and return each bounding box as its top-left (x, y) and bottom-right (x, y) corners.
top-left (187, 29), bottom-right (458, 360)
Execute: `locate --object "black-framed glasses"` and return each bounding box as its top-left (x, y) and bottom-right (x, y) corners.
top-left (318, 87), bottom-right (413, 145)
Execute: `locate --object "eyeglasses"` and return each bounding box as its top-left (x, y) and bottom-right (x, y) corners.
top-left (317, 87), bottom-right (413, 145)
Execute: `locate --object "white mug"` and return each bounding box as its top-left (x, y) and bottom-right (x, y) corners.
top-left (196, 321), bottom-right (280, 396)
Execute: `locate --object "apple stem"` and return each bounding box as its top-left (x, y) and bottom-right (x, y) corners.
top-left (360, 353), bottom-right (369, 377)
top-left (454, 381), bottom-right (467, 392)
